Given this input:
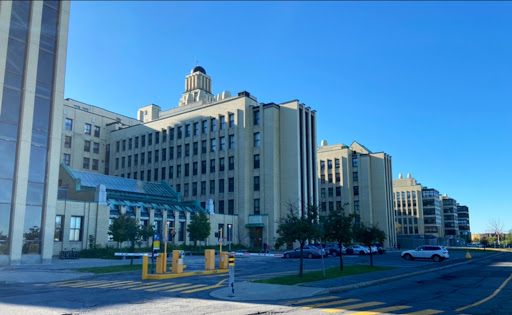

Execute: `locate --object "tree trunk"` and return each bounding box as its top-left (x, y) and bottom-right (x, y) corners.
top-left (130, 240), bottom-right (135, 266)
top-left (299, 243), bottom-right (304, 277)
top-left (338, 242), bottom-right (344, 271)
top-left (369, 247), bottom-right (373, 266)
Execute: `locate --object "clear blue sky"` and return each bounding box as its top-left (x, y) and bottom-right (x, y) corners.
top-left (64, 1), bottom-right (512, 235)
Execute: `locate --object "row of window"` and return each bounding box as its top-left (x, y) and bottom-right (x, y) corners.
top-left (319, 159), bottom-right (340, 170)
top-left (64, 136), bottom-right (101, 153)
top-left (54, 215), bottom-right (82, 242)
top-left (64, 118), bottom-right (100, 137)
top-left (395, 209), bottom-right (418, 216)
top-left (395, 191), bottom-right (418, 199)
top-left (62, 155), bottom-right (100, 171)
top-left (320, 187), bottom-right (342, 198)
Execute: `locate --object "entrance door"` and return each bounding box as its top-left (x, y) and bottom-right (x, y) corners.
top-left (249, 227), bottom-right (263, 249)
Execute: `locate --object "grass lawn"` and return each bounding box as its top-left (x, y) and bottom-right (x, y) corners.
top-left (73, 263), bottom-right (172, 274)
top-left (252, 265), bottom-right (394, 286)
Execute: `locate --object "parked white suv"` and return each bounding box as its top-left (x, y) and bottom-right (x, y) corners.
top-left (401, 245), bottom-right (449, 262)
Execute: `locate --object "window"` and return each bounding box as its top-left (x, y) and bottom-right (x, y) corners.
top-left (135, 137), bottom-right (139, 149)
top-left (336, 173), bottom-right (340, 183)
top-left (121, 157), bottom-right (125, 168)
top-left (93, 142), bottom-right (100, 154)
top-left (154, 150), bottom-right (159, 163)
top-left (193, 142), bottom-right (198, 155)
top-left (328, 160), bottom-right (333, 169)
top-left (63, 154), bottom-right (70, 166)
top-left (94, 125), bottom-right (100, 137)
top-left (134, 154), bottom-right (138, 166)
top-left (153, 168), bottom-right (157, 181)
top-left (228, 199), bottom-right (234, 215)
top-left (210, 139), bottom-right (216, 152)
top-left (202, 120), bottom-right (208, 134)
top-left (214, 158), bottom-right (222, 173)
top-left (69, 216), bottom-right (83, 241)
top-left (84, 123), bottom-right (91, 135)
top-left (193, 162), bottom-right (198, 175)
top-left (254, 199), bottom-right (260, 215)
top-left (183, 183), bottom-right (189, 196)
top-left (253, 154), bottom-right (260, 169)
top-left (228, 135), bottom-right (235, 150)
top-left (115, 158), bottom-right (119, 169)
top-left (192, 182), bottom-right (198, 196)
top-left (148, 133), bottom-right (152, 146)
top-left (320, 160), bottom-right (325, 170)
top-left (352, 157), bottom-right (358, 167)
top-left (336, 187), bottom-right (341, 197)
top-left (218, 200), bottom-right (225, 214)
top-left (54, 215), bottom-right (64, 241)
top-left (177, 145), bottom-right (182, 158)
top-left (155, 131), bottom-right (160, 144)
top-left (162, 148), bottom-right (166, 161)
top-left (185, 163), bottom-right (189, 176)
top-left (147, 170), bottom-right (151, 181)
top-left (84, 140), bottom-right (91, 152)
top-left (220, 115), bottom-right (226, 130)
top-left (65, 118), bottom-right (73, 130)
top-left (92, 159), bottom-right (99, 171)
top-left (353, 172), bottom-right (358, 182)
top-left (162, 130), bottom-right (167, 142)
top-left (210, 180), bottom-right (215, 194)
top-left (201, 181), bottom-right (206, 195)
top-left (193, 122), bottom-right (199, 136)
top-left (201, 140), bottom-right (207, 154)
top-left (219, 179), bottom-right (225, 193)
top-left (321, 174), bottom-right (325, 184)
top-left (141, 152), bottom-right (145, 164)
top-left (254, 132), bottom-right (260, 147)
top-left (354, 186), bottom-right (359, 196)
top-left (254, 176), bottom-right (260, 191)
top-left (128, 138), bottom-right (132, 150)
top-left (169, 147), bottom-right (174, 160)
top-left (328, 174), bottom-right (333, 183)
top-left (147, 151), bottom-right (152, 164)
top-left (253, 110), bottom-right (260, 125)
top-left (354, 200), bottom-right (360, 211)
top-left (201, 161), bottom-right (206, 174)
top-left (228, 177), bottom-right (234, 192)
top-left (168, 166), bottom-right (173, 179)
top-left (83, 157), bottom-right (90, 169)
top-left (321, 188), bottom-right (326, 198)
top-left (141, 135), bottom-right (146, 147)
top-left (169, 128), bottom-right (174, 141)
top-left (140, 171), bottom-right (144, 181)
top-left (122, 139), bottom-right (126, 151)
top-left (220, 137), bottom-right (225, 151)
top-left (177, 165), bottom-right (182, 178)
top-left (335, 159), bottom-right (340, 169)
top-left (185, 124), bottom-right (191, 137)
top-left (329, 202), bottom-right (334, 211)
top-left (185, 143), bottom-right (190, 157)
top-left (116, 141), bottom-right (120, 152)
top-left (229, 113), bottom-right (235, 128)
top-left (327, 188), bottom-right (333, 197)
top-left (229, 156), bottom-right (234, 170)
top-left (210, 159), bottom-right (216, 173)
top-left (64, 136), bottom-right (72, 148)
top-left (211, 118), bottom-right (217, 132)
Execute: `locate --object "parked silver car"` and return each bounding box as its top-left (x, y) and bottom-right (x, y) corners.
top-left (282, 245), bottom-right (326, 259)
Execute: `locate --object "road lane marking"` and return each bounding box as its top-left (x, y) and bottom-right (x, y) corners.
top-left (281, 296), bottom-right (339, 306)
top-left (181, 279), bottom-right (228, 293)
top-left (322, 302), bottom-right (385, 313)
top-left (129, 282), bottom-right (177, 291)
top-left (165, 284), bottom-right (206, 292)
top-left (301, 299), bottom-right (361, 309)
top-left (403, 310), bottom-right (444, 315)
top-left (59, 281), bottom-right (110, 288)
top-left (86, 281), bottom-right (137, 288)
top-left (456, 272), bottom-right (512, 312)
top-left (350, 305), bottom-right (412, 314)
top-left (146, 283), bottom-right (191, 292)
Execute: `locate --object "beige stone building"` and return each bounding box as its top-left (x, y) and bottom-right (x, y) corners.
top-left (60, 98), bottom-right (140, 174)
top-left (0, 1), bottom-right (70, 265)
top-left (108, 66), bottom-right (318, 248)
top-left (393, 174), bottom-right (425, 236)
top-left (317, 141), bottom-right (395, 248)
top-left (56, 164), bottom-right (235, 255)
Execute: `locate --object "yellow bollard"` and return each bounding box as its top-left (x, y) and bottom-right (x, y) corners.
top-left (142, 255), bottom-right (148, 280)
top-left (466, 251), bottom-right (472, 259)
top-left (205, 249), bottom-right (215, 270)
top-left (172, 250), bottom-right (184, 273)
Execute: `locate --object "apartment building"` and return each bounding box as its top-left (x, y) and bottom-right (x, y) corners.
top-left (392, 173), bottom-right (424, 236)
top-left (457, 204), bottom-right (471, 241)
top-left (317, 141), bottom-right (395, 248)
top-left (60, 98), bottom-right (140, 174)
top-left (441, 195), bottom-right (459, 236)
top-left (108, 66), bottom-right (318, 248)
top-left (0, 0), bottom-right (70, 265)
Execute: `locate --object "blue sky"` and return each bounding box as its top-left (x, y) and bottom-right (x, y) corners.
top-left (64, 1), bottom-right (512, 234)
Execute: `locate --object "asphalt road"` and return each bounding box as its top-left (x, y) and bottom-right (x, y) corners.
top-left (0, 251), bottom-right (510, 314)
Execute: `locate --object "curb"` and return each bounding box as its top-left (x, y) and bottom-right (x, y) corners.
top-left (315, 252), bottom-right (504, 295)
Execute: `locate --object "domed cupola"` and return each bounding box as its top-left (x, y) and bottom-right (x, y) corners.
top-left (191, 66), bottom-right (206, 75)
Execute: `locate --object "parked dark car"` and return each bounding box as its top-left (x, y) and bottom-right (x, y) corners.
top-left (345, 245), bottom-right (370, 255)
top-left (373, 244), bottom-right (387, 254)
top-left (282, 245), bottom-right (326, 259)
top-left (325, 244), bottom-right (346, 256)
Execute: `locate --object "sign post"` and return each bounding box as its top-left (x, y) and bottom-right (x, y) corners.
top-left (152, 234), bottom-right (161, 274)
top-left (227, 224), bottom-right (232, 252)
top-left (228, 254), bottom-right (235, 297)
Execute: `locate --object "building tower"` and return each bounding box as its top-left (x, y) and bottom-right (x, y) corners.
top-left (179, 66), bottom-right (215, 107)
top-left (0, 0), bottom-right (70, 264)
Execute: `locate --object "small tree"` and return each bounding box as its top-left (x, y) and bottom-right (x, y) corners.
top-left (275, 203), bottom-right (320, 277)
top-left (395, 222), bottom-right (403, 235)
top-left (108, 214), bottom-right (139, 264)
top-left (322, 206), bottom-right (358, 271)
top-left (353, 223), bottom-right (386, 266)
top-left (488, 218), bottom-right (505, 246)
top-left (480, 237), bottom-right (489, 250)
top-left (187, 211), bottom-right (211, 248)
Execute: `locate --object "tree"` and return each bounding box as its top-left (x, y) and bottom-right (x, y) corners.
top-left (187, 211), bottom-right (211, 247)
top-left (322, 206), bottom-right (358, 271)
top-left (108, 214), bottom-right (139, 264)
top-left (480, 237), bottom-right (489, 250)
top-left (488, 218), bottom-right (505, 246)
top-left (275, 203), bottom-right (321, 277)
top-left (395, 222), bottom-right (403, 235)
top-left (353, 223), bottom-right (386, 266)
